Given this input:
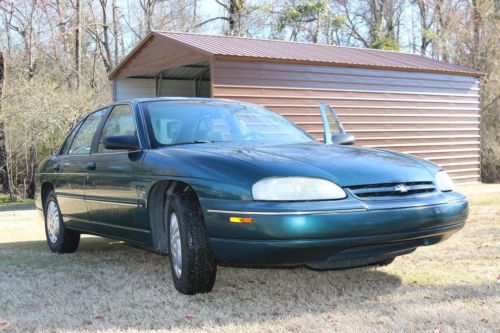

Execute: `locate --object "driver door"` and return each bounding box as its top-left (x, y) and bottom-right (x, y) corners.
top-left (84, 104), bottom-right (149, 243)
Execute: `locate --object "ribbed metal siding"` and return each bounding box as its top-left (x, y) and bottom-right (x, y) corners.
top-left (212, 59), bottom-right (480, 183)
top-left (114, 78), bottom-right (211, 100)
top-left (114, 79), bottom-right (156, 101)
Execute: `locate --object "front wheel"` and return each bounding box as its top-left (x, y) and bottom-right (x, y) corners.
top-left (167, 190), bottom-right (216, 295)
top-left (44, 191), bottom-right (80, 253)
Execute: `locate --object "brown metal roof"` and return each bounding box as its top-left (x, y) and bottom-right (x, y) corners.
top-left (109, 31), bottom-right (480, 80)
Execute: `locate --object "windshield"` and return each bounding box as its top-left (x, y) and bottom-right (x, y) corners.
top-left (142, 100), bottom-right (315, 148)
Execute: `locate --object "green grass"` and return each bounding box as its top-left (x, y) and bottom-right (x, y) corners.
top-left (0, 184), bottom-right (498, 332)
top-left (0, 194), bottom-right (34, 207)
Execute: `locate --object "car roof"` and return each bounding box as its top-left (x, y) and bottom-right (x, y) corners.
top-left (90, 97), bottom-right (259, 118)
top-left (114, 97), bottom-right (237, 104)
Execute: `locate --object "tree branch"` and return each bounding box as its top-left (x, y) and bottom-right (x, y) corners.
top-left (194, 16), bottom-right (229, 28)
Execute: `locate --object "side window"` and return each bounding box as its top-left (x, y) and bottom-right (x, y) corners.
top-left (59, 121), bottom-right (82, 155)
top-left (97, 105), bottom-right (137, 153)
top-left (68, 111), bottom-right (103, 155)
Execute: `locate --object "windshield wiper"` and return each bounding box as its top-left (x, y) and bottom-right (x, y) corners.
top-left (168, 140), bottom-right (214, 146)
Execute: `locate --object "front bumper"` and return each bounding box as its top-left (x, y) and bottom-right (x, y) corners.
top-left (201, 191), bottom-right (468, 267)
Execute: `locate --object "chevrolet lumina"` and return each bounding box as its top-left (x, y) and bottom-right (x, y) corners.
top-left (35, 98), bottom-right (468, 295)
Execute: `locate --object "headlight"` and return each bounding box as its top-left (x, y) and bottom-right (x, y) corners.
top-left (252, 177), bottom-right (346, 201)
top-left (435, 171), bottom-right (454, 192)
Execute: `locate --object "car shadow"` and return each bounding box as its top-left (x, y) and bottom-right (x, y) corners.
top-left (0, 236), bottom-right (493, 332)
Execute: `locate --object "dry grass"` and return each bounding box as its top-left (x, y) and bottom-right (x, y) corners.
top-left (0, 184), bottom-right (499, 333)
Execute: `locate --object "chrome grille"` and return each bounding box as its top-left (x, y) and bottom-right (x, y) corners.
top-left (347, 181), bottom-right (436, 198)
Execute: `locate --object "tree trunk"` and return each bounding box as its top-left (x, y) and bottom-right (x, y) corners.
top-left (99, 0), bottom-right (114, 71)
top-left (141, 0), bottom-right (156, 34)
top-left (471, 0), bottom-right (481, 68)
top-left (417, 1), bottom-right (428, 55)
top-left (0, 52), bottom-right (9, 193)
top-left (112, 0), bottom-right (120, 66)
top-left (74, 0), bottom-right (81, 90)
top-left (435, 0), bottom-right (448, 61)
top-left (191, 0), bottom-right (198, 29)
top-left (228, 1), bottom-right (236, 35)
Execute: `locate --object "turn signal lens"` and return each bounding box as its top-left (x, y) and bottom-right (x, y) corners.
top-left (229, 216), bottom-right (254, 224)
top-left (435, 171), bottom-right (454, 192)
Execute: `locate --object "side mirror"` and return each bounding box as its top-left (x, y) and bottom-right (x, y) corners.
top-left (103, 135), bottom-right (140, 150)
top-left (331, 133), bottom-right (355, 145)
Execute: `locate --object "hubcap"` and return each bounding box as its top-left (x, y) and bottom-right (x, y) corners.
top-left (169, 212), bottom-right (182, 279)
top-left (46, 201), bottom-right (60, 243)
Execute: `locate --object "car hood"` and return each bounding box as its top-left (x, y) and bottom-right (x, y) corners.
top-left (187, 142), bottom-right (438, 187)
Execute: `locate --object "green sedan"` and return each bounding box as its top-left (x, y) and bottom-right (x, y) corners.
top-left (35, 98), bottom-right (468, 295)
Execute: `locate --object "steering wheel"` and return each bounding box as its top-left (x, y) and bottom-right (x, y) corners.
top-left (193, 118), bottom-right (212, 141)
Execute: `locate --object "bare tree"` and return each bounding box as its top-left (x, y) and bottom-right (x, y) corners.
top-left (99, 0), bottom-right (114, 70)
top-left (0, 51), bottom-right (9, 193)
top-left (111, 0), bottom-right (120, 66)
top-left (0, 0), bottom-right (498, 198)
top-left (88, 0), bottom-right (114, 72)
top-left (74, 0), bottom-right (81, 89)
top-left (276, 0), bottom-right (342, 43)
top-left (139, 0), bottom-right (158, 33)
top-left (196, 0), bottom-right (249, 36)
top-left (0, 0), bottom-right (40, 78)
top-left (434, 0), bottom-right (448, 60)
top-left (337, 0), bottom-right (404, 50)
top-left (414, 0), bottom-right (436, 56)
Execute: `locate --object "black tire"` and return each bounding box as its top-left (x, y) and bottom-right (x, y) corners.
top-left (166, 190), bottom-right (216, 295)
top-left (44, 191), bottom-right (80, 253)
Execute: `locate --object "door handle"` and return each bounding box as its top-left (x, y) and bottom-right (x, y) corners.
top-left (86, 161), bottom-right (96, 171)
top-left (52, 164), bottom-right (60, 172)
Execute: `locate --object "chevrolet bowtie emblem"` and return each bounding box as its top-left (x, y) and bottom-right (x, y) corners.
top-left (394, 184), bottom-right (408, 193)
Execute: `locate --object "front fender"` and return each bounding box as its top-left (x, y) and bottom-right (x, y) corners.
top-left (141, 148), bottom-right (266, 200)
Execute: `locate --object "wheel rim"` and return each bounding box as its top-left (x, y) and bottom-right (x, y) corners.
top-left (169, 212), bottom-right (182, 279)
top-left (46, 201), bottom-right (60, 244)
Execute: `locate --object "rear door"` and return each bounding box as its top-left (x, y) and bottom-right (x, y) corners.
top-left (52, 110), bottom-right (104, 224)
top-left (84, 103), bottom-right (149, 243)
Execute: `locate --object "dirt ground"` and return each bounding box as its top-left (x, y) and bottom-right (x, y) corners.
top-left (0, 184), bottom-right (499, 332)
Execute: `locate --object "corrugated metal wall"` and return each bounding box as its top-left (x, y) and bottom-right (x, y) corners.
top-left (114, 78), bottom-right (211, 101)
top-left (114, 79), bottom-right (156, 101)
top-left (212, 59), bottom-right (481, 183)
top-left (158, 80), bottom-right (210, 97)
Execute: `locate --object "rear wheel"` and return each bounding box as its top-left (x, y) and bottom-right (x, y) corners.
top-left (166, 190), bottom-right (216, 295)
top-left (44, 191), bottom-right (80, 253)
